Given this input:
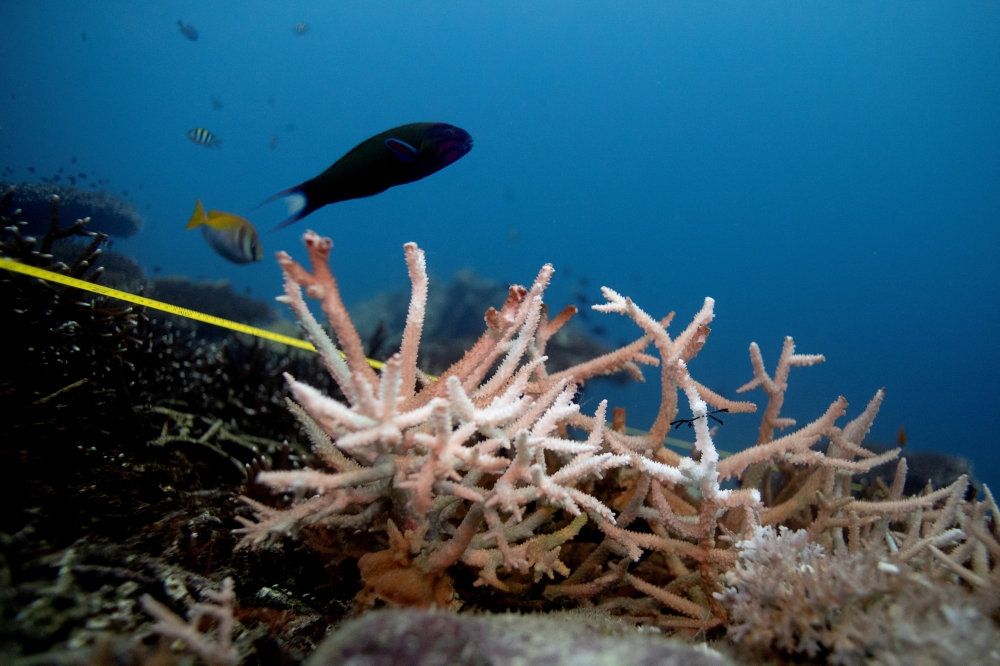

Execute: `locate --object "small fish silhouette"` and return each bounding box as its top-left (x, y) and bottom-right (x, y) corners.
top-left (177, 20), bottom-right (199, 41)
top-left (293, 22), bottom-right (310, 35)
top-left (186, 127), bottom-right (221, 148)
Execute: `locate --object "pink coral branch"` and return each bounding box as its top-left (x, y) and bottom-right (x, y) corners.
top-left (398, 242), bottom-right (427, 403)
top-left (277, 231), bottom-right (378, 389)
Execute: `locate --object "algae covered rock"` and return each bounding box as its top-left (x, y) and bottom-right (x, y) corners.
top-left (306, 609), bottom-right (735, 666)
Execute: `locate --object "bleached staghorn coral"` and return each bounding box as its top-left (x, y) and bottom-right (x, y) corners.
top-left (543, 297), bottom-right (901, 631)
top-left (235, 231), bottom-right (656, 606)
top-left (234, 231), bottom-right (906, 628)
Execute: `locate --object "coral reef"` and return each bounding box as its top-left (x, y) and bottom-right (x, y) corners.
top-left (0, 181), bottom-right (143, 238)
top-left (0, 192), bottom-right (342, 664)
top-left (3, 200), bottom-right (997, 665)
top-left (235, 230), bottom-right (998, 654)
top-left (147, 277), bottom-right (280, 342)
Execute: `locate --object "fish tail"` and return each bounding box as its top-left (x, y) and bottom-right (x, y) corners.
top-left (186, 199), bottom-right (207, 229)
top-left (262, 184), bottom-right (316, 231)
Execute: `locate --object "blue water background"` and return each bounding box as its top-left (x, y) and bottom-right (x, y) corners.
top-left (2, 1), bottom-right (998, 489)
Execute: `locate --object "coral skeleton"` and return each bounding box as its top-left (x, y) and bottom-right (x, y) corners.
top-left (140, 577), bottom-right (239, 666)
top-left (234, 231), bottom-right (995, 635)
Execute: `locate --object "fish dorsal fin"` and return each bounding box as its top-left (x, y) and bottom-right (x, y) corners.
top-left (205, 210), bottom-right (242, 229)
top-left (186, 199), bottom-right (207, 229)
top-left (385, 138), bottom-right (417, 162)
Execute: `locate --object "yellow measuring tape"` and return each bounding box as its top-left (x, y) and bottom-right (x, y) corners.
top-left (0, 256), bottom-right (387, 370)
top-left (1, 256), bottom-right (704, 453)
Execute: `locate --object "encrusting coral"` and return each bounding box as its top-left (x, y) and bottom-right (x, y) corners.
top-left (231, 230), bottom-right (1000, 647)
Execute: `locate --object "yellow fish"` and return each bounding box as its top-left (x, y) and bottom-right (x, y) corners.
top-left (186, 200), bottom-right (263, 264)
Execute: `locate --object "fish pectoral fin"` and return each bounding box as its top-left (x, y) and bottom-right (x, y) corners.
top-left (385, 138), bottom-right (418, 162)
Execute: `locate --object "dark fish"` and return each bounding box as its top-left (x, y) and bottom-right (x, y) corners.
top-left (293, 22), bottom-right (310, 35)
top-left (81, 32), bottom-right (86, 41)
top-left (71, 156), bottom-right (77, 163)
top-left (187, 127), bottom-right (221, 148)
top-left (187, 200), bottom-right (263, 264)
top-left (78, 173), bottom-right (86, 178)
top-left (178, 20), bottom-right (198, 41)
top-left (210, 95), bottom-right (223, 110)
top-left (27, 167), bottom-right (34, 172)
top-left (269, 135), bottom-right (278, 150)
top-left (265, 122), bottom-right (473, 230)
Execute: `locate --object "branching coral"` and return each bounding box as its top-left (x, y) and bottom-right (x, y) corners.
top-left (719, 515), bottom-right (1000, 665)
top-left (235, 232), bottom-right (653, 608)
top-left (140, 577), bottom-right (239, 666)
top-left (234, 230), bottom-right (994, 645)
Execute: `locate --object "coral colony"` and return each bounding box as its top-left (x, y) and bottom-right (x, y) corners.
top-left (220, 231), bottom-right (998, 661)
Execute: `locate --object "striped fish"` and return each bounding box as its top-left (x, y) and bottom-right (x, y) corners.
top-left (187, 127), bottom-right (221, 148)
top-left (186, 200), bottom-right (262, 264)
